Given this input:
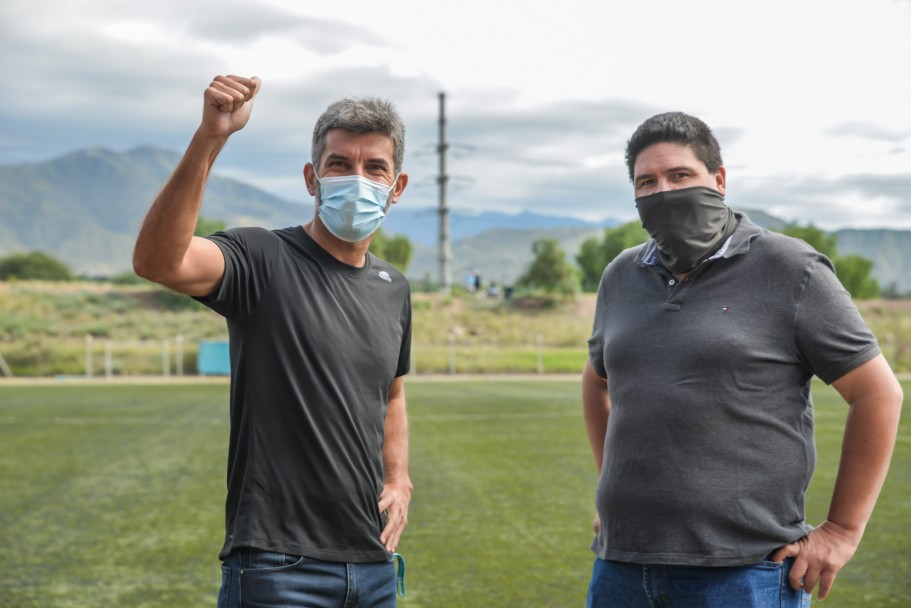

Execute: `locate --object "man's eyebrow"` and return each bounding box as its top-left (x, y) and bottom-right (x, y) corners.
top-left (633, 170), bottom-right (655, 184)
top-left (634, 164), bottom-right (696, 183)
top-left (324, 152), bottom-right (391, 167)
top-left (664, 164), bottom-right (696, 174)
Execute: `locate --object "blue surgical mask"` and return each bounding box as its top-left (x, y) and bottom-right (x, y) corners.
top-left (315, 173), bottom-right (396, 242)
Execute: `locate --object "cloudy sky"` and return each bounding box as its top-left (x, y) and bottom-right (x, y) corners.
top-left (2, 0), bottom-right (910, 230)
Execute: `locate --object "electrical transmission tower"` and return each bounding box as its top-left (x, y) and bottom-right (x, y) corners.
top-left (437, 92), bottom-right (452, 293)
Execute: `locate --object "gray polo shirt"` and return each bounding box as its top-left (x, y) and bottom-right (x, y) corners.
top-left (587, 214), bottom-right (880, 566)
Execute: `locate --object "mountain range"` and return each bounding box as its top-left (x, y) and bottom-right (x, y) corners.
top-left (2, 146), bottom-right (909, 293)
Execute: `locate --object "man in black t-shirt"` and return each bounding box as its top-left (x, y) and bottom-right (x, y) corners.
top-left (134, 75), bottom-right (412, 607)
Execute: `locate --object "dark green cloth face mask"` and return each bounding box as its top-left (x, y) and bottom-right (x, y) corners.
top-left (635, 186), bottom-right (737, 274)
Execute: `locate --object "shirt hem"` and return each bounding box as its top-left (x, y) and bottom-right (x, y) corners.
top-left (220, 538), bottom-right (390, 564)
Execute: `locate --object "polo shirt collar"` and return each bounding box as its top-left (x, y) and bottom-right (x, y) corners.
top-left (635, 212), bottom-right (763, 269)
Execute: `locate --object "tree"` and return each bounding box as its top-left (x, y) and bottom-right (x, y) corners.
top-left (576, 238), bottom-right (608, 292)
top-left (780, 222), bottom-right (879, 299)
top-left (782, 224), bottom-right (837, 258)
top-left (195, 216), bottom-right (226, 237)
top-left (836, 255), bottom-right (880, 299)
top-left (577, 221), bottom-right (649, 292)
top-left (517, 238), bottom-right (579, 296)
top-left (368, 229), bottom-right (413, 272)
top-left (0, 251), bottom-right (73, 281)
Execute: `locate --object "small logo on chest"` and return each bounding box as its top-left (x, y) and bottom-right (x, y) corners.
top-left (378, 271), bottom-right (392, 283)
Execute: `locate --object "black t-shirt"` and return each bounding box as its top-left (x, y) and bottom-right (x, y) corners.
top-left (197, 226), bottom-right (411, 562)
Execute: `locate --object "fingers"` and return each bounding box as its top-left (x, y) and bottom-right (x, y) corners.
top-left (769, 542), bottom-right (798, 563)
top-left (378, 489), bottom-right (410, 552)
top-left (788, 551), bottom-right (809, 592)
top-left (380, 505), bottom-right (408, 552)
top-left (205, 75), bottom-right (260, 114)
top-left (592, 514), bottom-right (601, 535)
top-left (799, 556), bottom-right (836, 599)
top-left (817, 570), bottom-right (837, 600)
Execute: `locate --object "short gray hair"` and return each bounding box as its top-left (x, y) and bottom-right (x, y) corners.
top-left (311, 97), bottom-right (406, 174)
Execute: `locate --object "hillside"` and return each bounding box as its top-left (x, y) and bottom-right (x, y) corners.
top-left (833, 229), bottom-right (911, 295)
top-left (1, 147), bottom-right (909, 292)
top-left (2, 282), bottom-right (908, 377)
top-left (405, 226), bottom-right (604, 286)
top-left (0, 146), bottom-right (309, 275)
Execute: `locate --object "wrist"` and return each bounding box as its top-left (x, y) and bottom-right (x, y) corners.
top-left (819, 519), bottom-right (864, 544)
top-left (188, 128), bottom-right (230, 165)
top-left (385, 477), bottom-right (413, 491)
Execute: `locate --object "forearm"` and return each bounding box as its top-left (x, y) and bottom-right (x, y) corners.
top-left (827, 386), bottom-right (902, 536)
top-left (383, 384), bottom-right (411, 488)
top-left (582, 360), bottom-right (610, 473)
top-left (773, 356), bottom-right (902, 599)
top-left (133, 130), bottom-right (227, 281)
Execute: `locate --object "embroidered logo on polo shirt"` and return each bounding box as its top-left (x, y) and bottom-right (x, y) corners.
top-left (378, 271), bottom-right (392, 283)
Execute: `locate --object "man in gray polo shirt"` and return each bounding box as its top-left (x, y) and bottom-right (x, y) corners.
top-left (583, 112), bottom-right (903, 607)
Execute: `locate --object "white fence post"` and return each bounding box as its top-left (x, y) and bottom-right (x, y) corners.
top-left (448, 333), bottom-right (456, 375)
top-left (85, 334), bottom-right (94, 378)
top-left (162, 339), bottom-right (170, 377)
top-left (0, 351), bottom-right (12, 378)
top-left (176, 334), bottom-right (184, 376)
top-left (104, 340), bottom-right (113, 380)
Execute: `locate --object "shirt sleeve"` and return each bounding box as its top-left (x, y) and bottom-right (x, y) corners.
top-left (587, 266), bottom-right (609, 379)
top-left (395, 282), bottom-right (412, 377)
top-left (193, 227), bottom-right (278, 320)
top-left (793, 253), bottom-right (881, 384)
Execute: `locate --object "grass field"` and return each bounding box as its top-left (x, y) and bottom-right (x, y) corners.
top-left (1, 379), bottom-right (908, 607)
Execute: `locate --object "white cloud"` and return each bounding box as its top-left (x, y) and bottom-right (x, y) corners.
top-left (1, 0), bottom-right (910, 228)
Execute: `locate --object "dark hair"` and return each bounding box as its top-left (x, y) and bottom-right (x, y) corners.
top-left (624, 112), bottom-right (723, 181)
top-left (312, 97), bottom-right (406, 174)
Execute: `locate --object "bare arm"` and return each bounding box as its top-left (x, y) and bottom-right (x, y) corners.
top-left (773, 354), bottom-right (903, 600)
top-left (133, 75), bottom-right (261, 296)
top-left (583, 359), bottom-right (610, 473)
top-left (378, 376), bottom-right (412, 552)
top-left (582, 359), bottom-right (610, 533)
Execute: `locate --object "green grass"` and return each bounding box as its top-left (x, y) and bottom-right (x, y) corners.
top-left (0, 380), bottom-right (908, 607)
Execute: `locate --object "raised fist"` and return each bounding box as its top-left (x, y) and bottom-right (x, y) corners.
top-left (200, 75), bottom-right (261, 138)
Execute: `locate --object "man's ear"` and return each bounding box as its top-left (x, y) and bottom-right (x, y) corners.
top-left (304, 163), bottom-right (317, 196)
top-left (389, 172), bottom-right (409, 205)
top-left (714, 166), bottom-right (727, 196)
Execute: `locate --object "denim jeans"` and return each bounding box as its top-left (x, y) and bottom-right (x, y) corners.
top-left (218, 548), bottom-right (397, 608)
top-left (586, 556), bottom-right (812, 607)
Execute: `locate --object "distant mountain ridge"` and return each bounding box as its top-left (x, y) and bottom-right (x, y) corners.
top-left (1, 147), bottom-right (909, 292)
top-left (0, 146), bottom-right (309, 275)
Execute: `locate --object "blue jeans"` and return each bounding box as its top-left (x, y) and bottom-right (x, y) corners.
top-left (218, 548), bottom-right (397, 608)
top-left (587, 556), bottom-right (812, 607)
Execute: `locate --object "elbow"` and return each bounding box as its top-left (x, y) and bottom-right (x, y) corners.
top-left (132, 249), bottom-right (155, 282)
top-left (891, 380), bottom-right (904, 411)
top-left (132, 247), bottom-right (170, 285)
